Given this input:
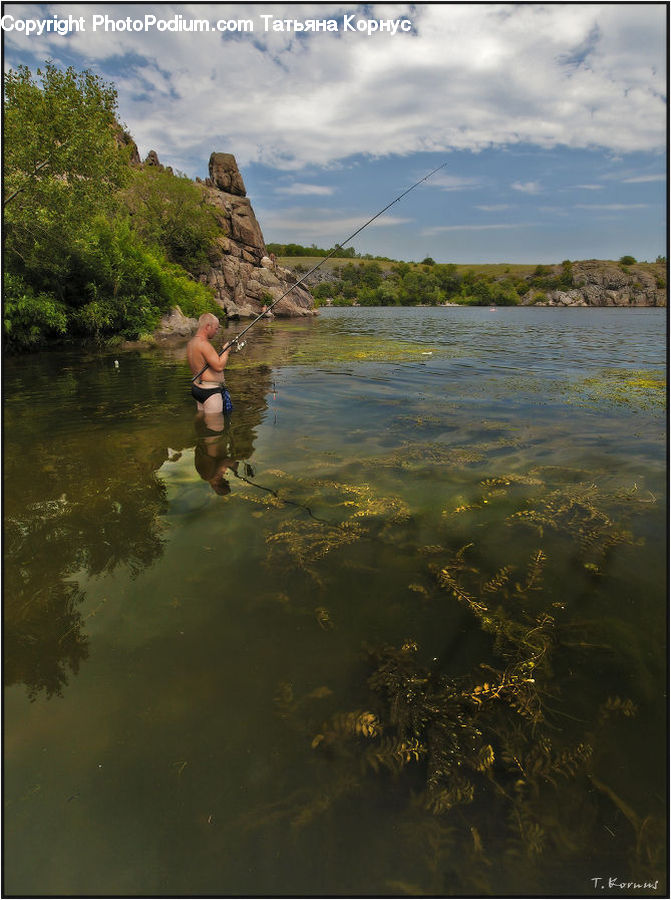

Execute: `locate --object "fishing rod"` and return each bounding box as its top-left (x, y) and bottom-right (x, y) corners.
top-left (191, 160), bottom-right (449, 382)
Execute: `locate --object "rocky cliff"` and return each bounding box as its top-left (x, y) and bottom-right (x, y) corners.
top-left (193, 153), bottom-right (315, 319)
top-left (523, 260), bottom-right (666, 307)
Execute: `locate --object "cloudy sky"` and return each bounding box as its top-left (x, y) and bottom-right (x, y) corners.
top-left (3, 2), bottom-right (667, 262)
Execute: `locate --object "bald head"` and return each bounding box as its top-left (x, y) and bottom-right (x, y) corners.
top-left (198, 313), bottom-right (220, 329)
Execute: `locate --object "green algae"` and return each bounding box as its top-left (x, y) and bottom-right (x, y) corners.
top-left (567, 369), bottom-right (666, 410)
top-left (230, 332), bottom-right (442, 369)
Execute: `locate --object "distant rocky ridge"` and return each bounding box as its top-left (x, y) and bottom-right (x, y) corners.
top-left (300, 258), bottom-right (667, 308)
top-left (521, 260), bottom-right (666, 307)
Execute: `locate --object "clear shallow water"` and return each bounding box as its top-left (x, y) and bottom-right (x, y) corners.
top-left (3, 307), bottom-right (667, 896)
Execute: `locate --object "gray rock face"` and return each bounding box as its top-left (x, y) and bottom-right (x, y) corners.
top-left (142, 149), bottom-right (173, 175)
top-left (193, 152), bottom-right (315, 319)
top-left (115, 128), bottom-right (141, 165)
top-left (145, 149), bottom-right (161, 167)
top-left (533, 260), bottom-right (666, 307)
top-left (155, 306), bottom-right (199, 337)
top-left (208, 152), bottom-right (247, 196)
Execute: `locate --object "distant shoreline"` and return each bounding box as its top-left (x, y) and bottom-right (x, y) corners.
top-left (290, 257), bottom-right (666, 310)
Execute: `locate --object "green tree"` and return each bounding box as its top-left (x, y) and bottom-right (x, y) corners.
top-left (68, 217), bottom-right (218, 339)
top-left (3, 273), bottom-right (68, 350)
top-left (359, 262), bottom-right (383, 289)
top-left (357, 286), bottom-right (381, 306)
top-left (312, 281), bottom-right (337, 300)
top-left (560, 259), bottom-right (573, 287)
top-left (121, 168), bottom-right (220, 273)
top-left (3, 62), bottom-right (130, 296)
top-left (619, 255), bottom-right (637, 266)
top-left (434, 263), bottom-right (462, 298)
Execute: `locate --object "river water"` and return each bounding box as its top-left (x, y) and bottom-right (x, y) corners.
top-left (4, 307), bottom-right (667, 896)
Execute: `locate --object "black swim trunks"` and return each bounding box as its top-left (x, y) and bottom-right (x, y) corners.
top-left (191, 382), bottom-right (233, 413)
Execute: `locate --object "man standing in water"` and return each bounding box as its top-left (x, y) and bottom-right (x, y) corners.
top-left (187, 313), bottom-right (231, 416)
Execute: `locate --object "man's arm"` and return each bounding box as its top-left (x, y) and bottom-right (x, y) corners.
top-left (202, 341), bottom-right (231, 372)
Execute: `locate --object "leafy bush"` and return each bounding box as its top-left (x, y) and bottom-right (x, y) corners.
top-left (68, 217), bottom-right (217, 338)
top-left (3, 274), bottom-right (68, 350)
top-left (560, 260), bottom-right (573, 287)
top-left (267, 242), bottom-right (357, 258)
top-left (619, 255), bottom-right (637, 266)
top-left (122, 168), bottom-right (220, 273)
top-left (3, 61), bottom-right (222, 350)
top-left (312, 282), bottom-right (337, 300)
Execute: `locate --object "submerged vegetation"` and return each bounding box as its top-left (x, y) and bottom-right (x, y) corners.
top-left (232, 331), bottom-right (442, 369)
top-left (228, 450), bottom-right (665, 894)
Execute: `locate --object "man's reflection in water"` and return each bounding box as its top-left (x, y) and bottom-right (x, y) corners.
top-left (194, 412), bottom-right (239, 495)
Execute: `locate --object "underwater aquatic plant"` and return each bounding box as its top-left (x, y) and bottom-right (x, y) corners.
top-left (233, 455), bottom-right (663, 892)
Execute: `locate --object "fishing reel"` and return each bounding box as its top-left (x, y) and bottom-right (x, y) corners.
top-left (231, 337), bottom-right (247, 353)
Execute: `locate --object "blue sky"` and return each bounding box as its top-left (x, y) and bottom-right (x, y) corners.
top-left (3, 2), bottom-right (667, 262)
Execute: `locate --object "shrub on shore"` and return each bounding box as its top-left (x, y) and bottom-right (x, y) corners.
top-left (3, 62), bottom-right (219, 351)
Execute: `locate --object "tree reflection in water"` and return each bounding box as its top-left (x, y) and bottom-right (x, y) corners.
top-left (3, 346), bottom-right (272, 700)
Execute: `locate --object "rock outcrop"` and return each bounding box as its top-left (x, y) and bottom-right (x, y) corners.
top-left (195, 153), bottom-right (315, 319)
top-left (114, 127), bottom-right (141, 165)
top-left (139, 149), bottom-right (173, 174)
top-left (524, 260), bottom-right (666, 307)
top-left (154, 306), bottom-right (199, 338)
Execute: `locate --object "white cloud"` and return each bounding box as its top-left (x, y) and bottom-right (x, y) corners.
top-left (574, 203), bottom-right (649, 210)
top-left (476, 204), bottom-right (511, 211)
top-left (572, 184), bottom-right (604, 190)
top-left (430, 174), bottom-right (485, 191)
top-left (3, 2), bottom-right (666, 172)
top-left (258, 207), bottom-right (413, 242)
top-left (422, 223), bottom-right (531, 235)
top-left (600, 169), bottom-right (665, 183)
top-left (274, 183), bottom-right (335, 196)
top-left (512, 181), bottom-right (542, 194)
top-left (621, 174), bottom-right (665, 184)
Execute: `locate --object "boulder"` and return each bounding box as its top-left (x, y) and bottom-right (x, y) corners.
top-left (155, 306), bottom-right (199, 337)
top-left (145, 149), bottom-right (162, 167)
top-left (209, 152), bottom-right (247, 196)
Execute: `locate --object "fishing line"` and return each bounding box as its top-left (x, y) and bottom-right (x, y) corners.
top-left (231, 464), bottom-right (336, 526)
top-left (191, 161), bottom-right (449, 382)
